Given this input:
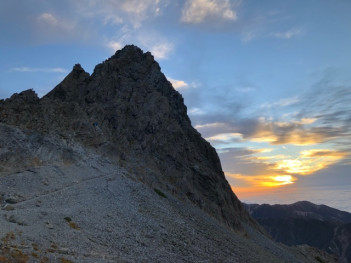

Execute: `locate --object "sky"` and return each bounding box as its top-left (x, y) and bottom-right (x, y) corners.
top-left (1, 0), bottom-right (351, 211)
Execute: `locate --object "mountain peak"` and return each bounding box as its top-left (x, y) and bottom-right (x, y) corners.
top-left (114, 44), bottom-right (143, 56)
top-left (0, 45), bottom-right (250, 229)
top-left (72, 63), bottom-right (86, 72)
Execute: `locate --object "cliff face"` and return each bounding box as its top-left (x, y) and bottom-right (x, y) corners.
top-left (0, 45), bottom-right (249, 228)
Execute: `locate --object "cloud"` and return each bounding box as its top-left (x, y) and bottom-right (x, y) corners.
top-left (295, 76), bottom-right (351, 149)
top-left (35, 12), bottom-right (77, 38)
top-left (121, 0), bottom-right (163, 17)
top-left (188, 108), bottom-right (207, 116)
top-left (195, 122), bottom-right (236, 138)
top-left (103, 25), bottom-right (174, 59)
top-left (150, 42), bottom-right (174, 59)
top-left (190, 75), bottom-right (351, 194)
top-left (247, 118), bottom-right (330, 145)
top-left (103, 15), bottom-right (124, 26)
top-left (167, 77), bottom-right (189, 89)
top-left (78, 0), bottom-right (167, 29)
top-left (241, 31), bottom-right (257, 43)
top-left (37, 13), bottom-right (59, 25)
top-left (260, 96), bottom-right (299, 109)
top-left (196, 117), bottom-right (333, 146)
top-left (272, 28), bottom-right (302, 39)
top-left (106, 41), bottom-right (124, 52)
top-left (218, 147), bottom-right (278, 176)
top-left (206, 132), bottom-right (243, 146)
top-left (274, 149), bottom-right (348, 175)
top-left (301, 149), bottom-right (348, 159)
top-left (181, 0), bottom-right (238, 24)
top-left (10, 67), bottom-right (68, 73)
top-left (1, 1), bottom-right (169, 46)
top-left (218, 145), bottom-right (348, 194)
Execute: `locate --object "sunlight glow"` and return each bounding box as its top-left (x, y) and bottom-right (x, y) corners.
top-left (275, 159), bottom-right (311, 175)
top-left (261, 175), bottom-right (295, 187)
top-left (227, 173), bottom-right (295, 188)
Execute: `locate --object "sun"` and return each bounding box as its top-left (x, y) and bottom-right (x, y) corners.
top-left (261, 175), bottom-right (295, 187)
top-left (273, 175), bottom-right (294, 184)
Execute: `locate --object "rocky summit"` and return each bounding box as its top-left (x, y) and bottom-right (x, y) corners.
top-left (0, 45), bottom-right (337, 262)
top-left (0, 45), bottom-right (248, 228)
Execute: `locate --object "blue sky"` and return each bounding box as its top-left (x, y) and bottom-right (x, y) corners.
top-left (1, 0), bottom-right (351, 209)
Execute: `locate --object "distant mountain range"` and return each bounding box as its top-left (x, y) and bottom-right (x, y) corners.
top-left (244, 201), bottom-right (351, 263)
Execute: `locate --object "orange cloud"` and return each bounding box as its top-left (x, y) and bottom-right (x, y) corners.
top-left (273, 149), bottom-right (348, 175)
top-left (227, 173), bottom-right (296, 188)
top-left (199, 118), bottom-right (333, 146)
top-left (246, 118), bottom-right (329, 146)
top-left (228, 173), bottom-right (296, 200)
top-left (301, 149), bottom-right (348, 158)
top-left (274, 159), bottom-right (315, 175)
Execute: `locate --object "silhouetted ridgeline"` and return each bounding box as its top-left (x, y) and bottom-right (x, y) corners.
top-left (245, 201), bottom-right (351, 263)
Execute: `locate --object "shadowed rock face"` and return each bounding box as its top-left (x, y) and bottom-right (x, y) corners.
top-left (0, 45), bottom-right (250, 228)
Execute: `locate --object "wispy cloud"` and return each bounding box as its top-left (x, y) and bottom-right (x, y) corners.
top-left (261, 96), bottom-right (299, 108)
top-left (241, 31), bottom-right (257, 43)
top-left (181, 0), bottom-right (238, 24)
top-left (150, 42), bottom-right (174, 59)
top-left (121, 0), bottom-right (164, 21)
top-left (206, 132), bottom-right (243, 145)
top-left (188, 108), bottom-right (206, 116)
top-left (35, 12), bottom-right (78, 39)
top-left (272, 28), bottom-right (302, 39)
top-left (301, 149), bottom-right (348, 159)
top-left (10, 67), bottom-right (68, 73)
top-left (78, 0), bottom-right (167, 29)
top-left (37, 13), bottom-right (59, 25)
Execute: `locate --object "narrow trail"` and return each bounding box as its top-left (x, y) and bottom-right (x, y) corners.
top-left (3, 165), bottom-right (120, 208)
